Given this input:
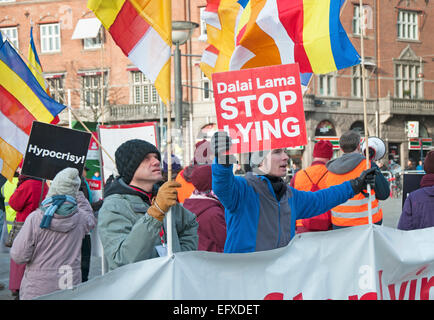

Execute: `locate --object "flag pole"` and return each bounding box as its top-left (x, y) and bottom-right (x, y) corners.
top-left (359, 0), bottom-right (373, 225)
top-left (166, 100), bottom-right (173, 257)
top-left (67, 105), bottom-right (116, 167)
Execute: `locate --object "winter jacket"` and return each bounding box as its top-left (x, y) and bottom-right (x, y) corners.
top-left (9, 177), bottom-right (48, 222)
top-left (212, 162), bottom-right (355, 253)
top-left (175, 167), bottom-right (196, 203)
top-left (398, 184), bottom-right (434, 231)
top-left (183, 193), bottom-right (226, 252)
top-left (326, 153), bottom-right (390, 200)
top-left (10, 192), bottom-right (96, 300)
top-left (98, 177), bottom-right (199, 271)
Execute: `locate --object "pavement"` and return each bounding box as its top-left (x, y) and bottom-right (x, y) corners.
top-left (0, 196), bottom-right (403, 300)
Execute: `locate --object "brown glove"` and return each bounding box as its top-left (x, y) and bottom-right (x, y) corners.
top-left (147, 181), bottom-right (181, 221)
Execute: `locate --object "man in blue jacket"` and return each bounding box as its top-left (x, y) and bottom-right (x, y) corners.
top-left (211, 132), bottom-right (376, 254)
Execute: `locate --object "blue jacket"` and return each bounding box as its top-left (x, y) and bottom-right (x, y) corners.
top-left (212, 163), bottom-right (355, 253)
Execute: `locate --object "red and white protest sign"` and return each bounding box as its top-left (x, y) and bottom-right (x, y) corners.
top-left (212, 64), bottom-right (307, 154)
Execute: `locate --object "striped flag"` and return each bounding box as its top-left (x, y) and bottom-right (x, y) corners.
top-left (0, 40), bottom-right (66, 181)
top-left (200, 0), bottom-right (313, 92)
top-left (28, 27), bottom-right (59, 124)
top-left (199, 0), bottom-right (243, 79)
top-left (231, 0), bottom-right (360, 74)
top-left (88, 0), bottom-right (172, 105)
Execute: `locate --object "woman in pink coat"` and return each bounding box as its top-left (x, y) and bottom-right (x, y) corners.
top-left (10, 168), bottom-right (96, 300)
top-left (8, 175), bottom-right (48, 297)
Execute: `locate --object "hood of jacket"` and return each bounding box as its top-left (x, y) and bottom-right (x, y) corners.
top-left (103, 176), bottom-right (158, 205)
top-left (183, 194), bottom-right (223, 218)
top-left (37, 208), bottom-right (78, 233)
top-left (326, 152), bottom-right (365, 174)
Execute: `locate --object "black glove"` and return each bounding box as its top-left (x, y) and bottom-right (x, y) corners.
top-left (211, 131), bottom-right (237, 166)
top-left (350, 167), bottom-right (376, 196)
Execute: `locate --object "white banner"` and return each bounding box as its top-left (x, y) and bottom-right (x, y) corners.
top-left (38, 225), bottom-right (434, 300)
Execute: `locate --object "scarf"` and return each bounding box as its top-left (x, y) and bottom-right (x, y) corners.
top-left (40, 195), bottom-right (77, 229)
top-left (264, 175), bottom-right (287, 201)
top-left (420, 173), bottom-right (434, 188)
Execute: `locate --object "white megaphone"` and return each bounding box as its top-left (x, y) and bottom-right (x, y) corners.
top-left (361, 136), bottom-right (386, 161)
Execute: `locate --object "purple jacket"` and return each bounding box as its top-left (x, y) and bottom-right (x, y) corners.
top-left (398, 185), bottom-right (434, 230)
top-left (183, 194), bottom-right (226, 253)
top-left (10, 192), bottom-right (96, 300)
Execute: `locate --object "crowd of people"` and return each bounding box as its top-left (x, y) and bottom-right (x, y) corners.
top-left (0, 130), bottom-right (433, 300)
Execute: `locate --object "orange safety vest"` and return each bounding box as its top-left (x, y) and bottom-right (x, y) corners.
top-left (294, 164), bottom-right (331, 230)
top-left (326, 160), bottom-right (383, 228)
top-left (175, 169), bottom-right (195, 204)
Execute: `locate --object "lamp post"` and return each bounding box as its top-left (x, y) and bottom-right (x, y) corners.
top-left (172, 21), bottom-right (198, 130)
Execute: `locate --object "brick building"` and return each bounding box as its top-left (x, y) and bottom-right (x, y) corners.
top-left (1, 0), bottom-right (433, 169)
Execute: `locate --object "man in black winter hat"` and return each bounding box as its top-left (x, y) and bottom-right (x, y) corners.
top-left (98, 139), bottom-right (198, 271)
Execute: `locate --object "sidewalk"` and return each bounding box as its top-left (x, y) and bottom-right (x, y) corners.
top-left (0, 196), bottom-right (403, 300)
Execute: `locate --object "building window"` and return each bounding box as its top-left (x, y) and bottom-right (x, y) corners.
top-left (83, 28), bottom-right (103, 50)
top-left (351, 65), bottom-right (368, 98)
top-left (352, 5), bottom-right (361, 35)
top-left (46, 76), bottom-right (65, 105)
top-left (318, 73), bottom-right (335, 96)
top-left (395, 63), bottom-right (422, 99)
top-left (131, 71), bottom-right (158, 104)
top-left (81, 72), bottom-right (108, 108)
top-left (199, 7), bottom-right (208, 41)
top-left (397, 10), bottom-right (418, 40)
top-left (201, 72), bottom-right (211, 101)
top-left (40, 23), bottom-right (61, 53)
top-left (0, 27), bottom-right (18, 50)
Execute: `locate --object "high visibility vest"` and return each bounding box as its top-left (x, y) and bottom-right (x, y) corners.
top-left (326, 161), bottom-right (382, 227)
top-left (1, 177), bottom-right (18, 233)
top-left (175, 169), bottom-right (195, 204)
top-left (294, 164), bottom-right (330, 230)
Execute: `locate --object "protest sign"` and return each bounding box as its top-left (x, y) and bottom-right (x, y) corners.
top-left (212, 64), bottom-right (307, 154)
top-left (21, 121), bottom-right (91, 180)
top-left (98, 122), bottom-right (158, 183)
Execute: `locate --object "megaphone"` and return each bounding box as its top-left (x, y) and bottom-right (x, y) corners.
top-left (361, 136), bottom-right (386, 161)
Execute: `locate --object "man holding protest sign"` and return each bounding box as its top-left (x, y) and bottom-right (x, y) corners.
top-left (210, 64), bottom-right (377, 253)
top-left (211, 132), bottom-right (376, 253)
top-left (97, 139), bottom-right (198, 271)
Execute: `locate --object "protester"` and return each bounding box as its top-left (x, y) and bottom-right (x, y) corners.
top-left (0, 175), bottom-right (6, 290)
top-left (325, 130), bottom-right (390, 229)
top-left (405, 160), bottom-right (415, 171)
top-left (183, 165), bottom-right (226, 253)
top-left (162, 153), bottom-right (182, 182)
top-left (3, 172), bottom-right (19, 236)
top-left (10, 168), bottom-right (96, 300)
top-left (398, 150), bottom-right (434, 230)
top-left (98, 139), bottom-right (198, 271)
top-left (176, 139), bottom-right (212, 203)
top-left (290, 140), bottom-right (333, 233)
top-left (211, 131), bottom-right (376, 253)
top-left (79, 166), bottom-right (93, 282)
top-left (8, 174), bottom-right (48, 299)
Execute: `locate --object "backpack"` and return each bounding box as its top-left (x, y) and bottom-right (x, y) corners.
top-left (303, 169), bottom-right (327, 192)
top-left (297, 169), bottom-right (331, 232)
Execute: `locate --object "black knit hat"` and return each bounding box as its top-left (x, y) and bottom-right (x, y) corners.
top-left (115, 139), bottom-right (161, 184)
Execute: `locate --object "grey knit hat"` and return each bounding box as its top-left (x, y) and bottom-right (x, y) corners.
top-left (250, 150), bottom-right (270, 168)
top-left (46, 167), bottom-right (81, 198)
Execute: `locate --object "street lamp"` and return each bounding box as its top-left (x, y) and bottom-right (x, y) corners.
top-left (172, 21), bottom-right (199, 130)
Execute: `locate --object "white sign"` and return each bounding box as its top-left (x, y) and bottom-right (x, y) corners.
top-left (407, 121), bottom-right (419, 138)
top-left (98, 122), bottom-right (158, 183)
top-left (39, 225), bottom-right (434, 300)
